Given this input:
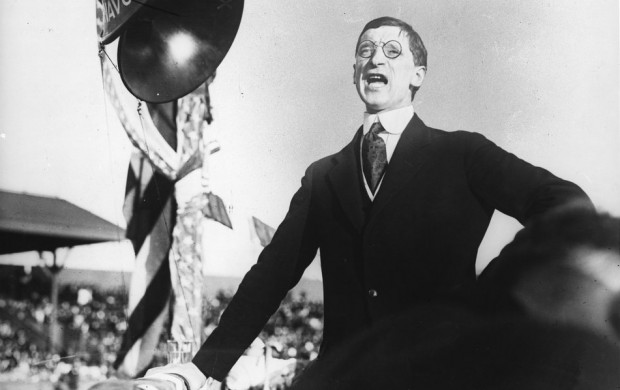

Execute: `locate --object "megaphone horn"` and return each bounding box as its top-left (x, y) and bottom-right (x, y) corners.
top-left (118, 0), bottom-right (244, 103)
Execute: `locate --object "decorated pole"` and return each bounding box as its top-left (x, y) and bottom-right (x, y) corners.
top-left (96, 0), bottom-right (244, 375)
top-left (168, 84), bottom-right (216, 354)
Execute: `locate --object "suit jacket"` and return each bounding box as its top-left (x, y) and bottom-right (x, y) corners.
top-left (192, 114), bottom-right (590, 380)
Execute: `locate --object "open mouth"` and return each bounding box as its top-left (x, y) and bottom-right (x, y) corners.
top-left (366, 74), bottom-right (388, 85)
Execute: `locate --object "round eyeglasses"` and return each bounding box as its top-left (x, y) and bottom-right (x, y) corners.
top-left (357, 40), bottom-right (402, 59)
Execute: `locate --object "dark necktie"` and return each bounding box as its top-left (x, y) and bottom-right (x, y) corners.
top-left (362, 121), bottom-right (388, 194)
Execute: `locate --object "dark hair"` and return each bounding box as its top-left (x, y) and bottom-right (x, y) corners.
top-left (357, 16), bottom-right (427, 68)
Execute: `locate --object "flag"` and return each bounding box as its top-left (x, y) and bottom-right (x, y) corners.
top-left (252, 216), bottom-right (275, 247)
top-left (204, 192), bottom-right (233, 229)
top-left (200, 203), bottom-right (273, 280)
top-left (114, 102), bottom-right (178, 378)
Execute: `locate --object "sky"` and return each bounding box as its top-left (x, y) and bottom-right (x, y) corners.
top-left (0, 0), bottom-right (618, 278)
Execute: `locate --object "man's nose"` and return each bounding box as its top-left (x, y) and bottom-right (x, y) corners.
top-left (370, 46), bottom-right (387, 64)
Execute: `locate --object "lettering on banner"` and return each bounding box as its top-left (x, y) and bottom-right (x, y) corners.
top-left (98, 0), bottom-right (134, 24)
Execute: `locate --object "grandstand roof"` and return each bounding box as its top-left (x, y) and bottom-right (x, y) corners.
top-left (0, 190), bottom-right (125, 254)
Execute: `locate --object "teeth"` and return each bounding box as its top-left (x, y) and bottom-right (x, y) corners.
top-left (367, 75), bottom-right (387, 83)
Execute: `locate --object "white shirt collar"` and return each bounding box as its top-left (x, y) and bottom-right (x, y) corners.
top-left (363, 105), bottom-right (414, 135)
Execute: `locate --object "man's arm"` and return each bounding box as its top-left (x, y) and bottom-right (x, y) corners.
top-left (144, 165), bottom-right (319, 388)
top-left (464, 132), bottom-right (592, 223)
top-left (190, 164), bottom-right (320, 382)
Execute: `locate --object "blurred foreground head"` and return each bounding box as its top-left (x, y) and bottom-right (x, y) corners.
top-left (478, 203), bottom-right (620, 340)
top-left (292, 306), bottom-right (620, 389)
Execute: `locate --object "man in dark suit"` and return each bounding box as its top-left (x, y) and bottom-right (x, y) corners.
top-left (144, 16), bottom-right (591, 389)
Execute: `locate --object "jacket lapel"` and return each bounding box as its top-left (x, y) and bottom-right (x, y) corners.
top-left (327, 128), bottom-right (365, 233)
top-left (366, 114), bottom-right (433, 233)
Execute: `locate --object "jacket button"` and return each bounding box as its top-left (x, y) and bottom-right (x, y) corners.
top-left (368, 289), bottom-right (378, 297)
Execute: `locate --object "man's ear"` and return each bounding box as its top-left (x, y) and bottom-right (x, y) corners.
top-left (353, 64), bottom-right (357, 84)
top-left (410, 66), bottom-right (426, 88)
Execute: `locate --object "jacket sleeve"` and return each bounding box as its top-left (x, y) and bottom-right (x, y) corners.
top-left (463, 132), bottom-right (593, 225)
top-left (191, 164), bottom-right (320, 381)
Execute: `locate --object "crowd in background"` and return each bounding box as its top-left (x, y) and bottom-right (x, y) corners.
top-left (209, 290), bottom-right (324, 361)
top-left (0, 273), bottom-right (324, 388)
top-left (0, 285), bottom-right (128, 384)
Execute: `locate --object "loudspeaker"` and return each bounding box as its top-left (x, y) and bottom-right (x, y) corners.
top-left (112, 0), bottom-right (243, 103)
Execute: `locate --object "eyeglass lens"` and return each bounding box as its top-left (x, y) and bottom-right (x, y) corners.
top-left (357, 40), bottom-right (402, 59)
